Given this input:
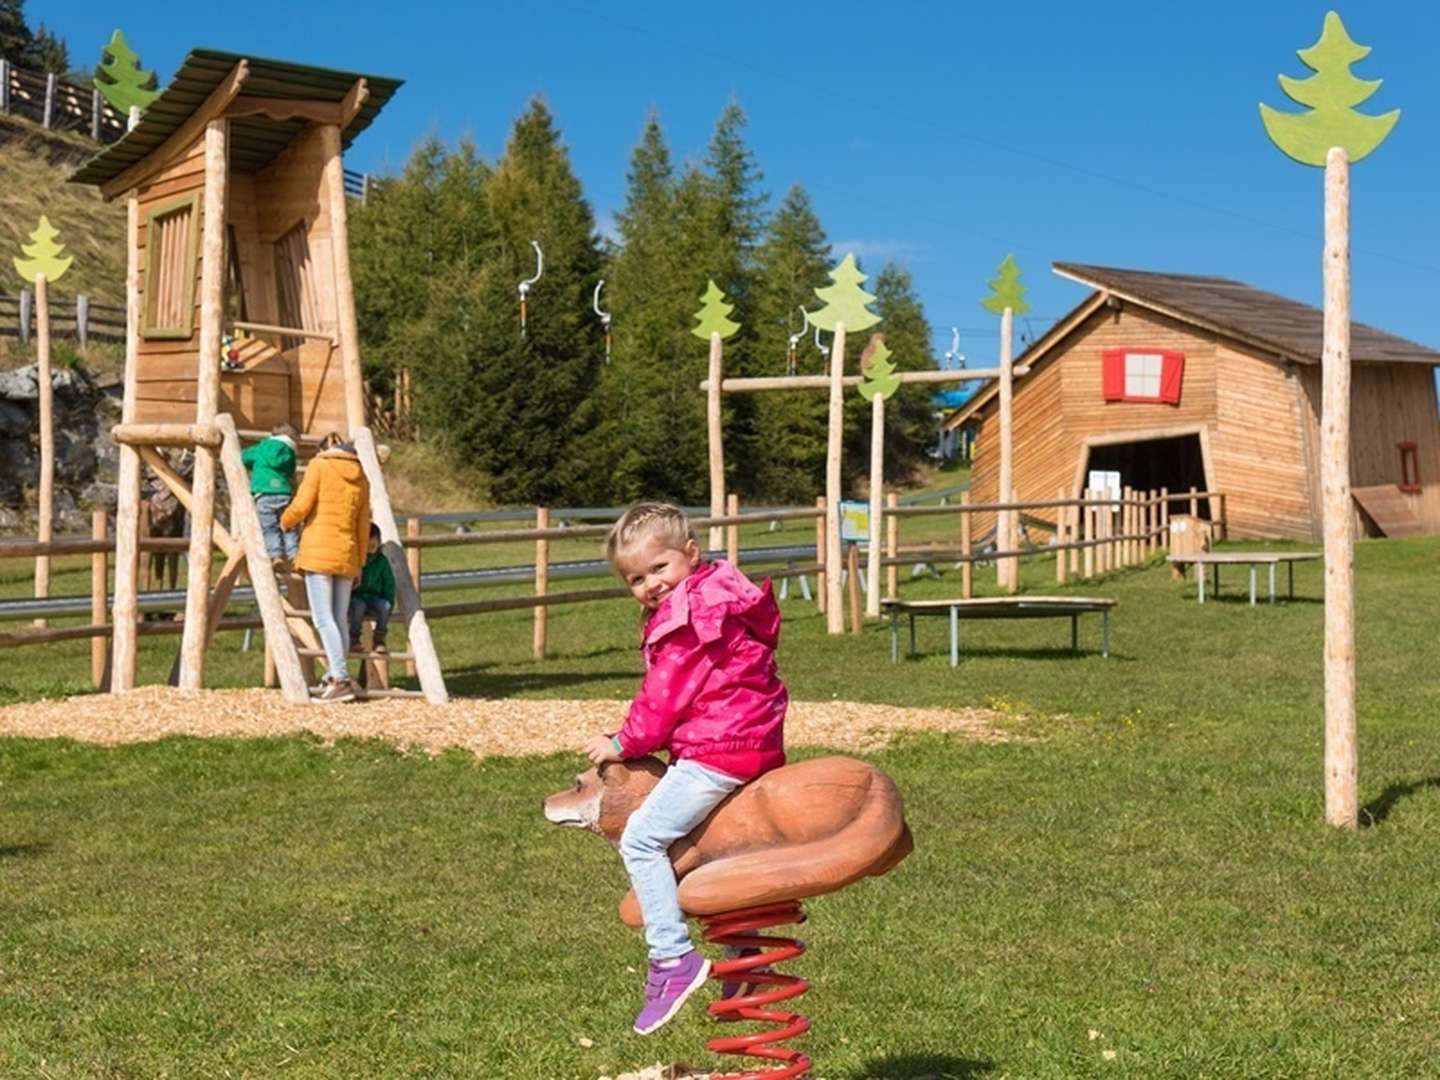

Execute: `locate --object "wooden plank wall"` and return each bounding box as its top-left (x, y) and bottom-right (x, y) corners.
top-left (1211, 346), bottom-right (1315, 539)
top-left (1299, 363), bottom-right (1440, 534)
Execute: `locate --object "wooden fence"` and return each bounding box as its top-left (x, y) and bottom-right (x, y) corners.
top-left (0, 490), bottom-right (1227, 686)
top-left (0, 59), bottom-right (127, 143)
top-left (0, 290), bottom-right (126, 345)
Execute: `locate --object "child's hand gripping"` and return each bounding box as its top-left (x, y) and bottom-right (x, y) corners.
top-left (582, 733), bottom-right (624, 767)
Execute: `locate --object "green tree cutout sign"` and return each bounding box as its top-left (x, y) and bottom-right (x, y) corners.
top-left (1259, 10), bottom-right (1400, 167)
top-left (979, 254), bottom-right (1030, 315)
top-left (13, 216), bottom-right (73, 284)
top-left (691, 278), bottom-right (740, 340)
top-left (94, 30), bottom-right (161, 115)
top-left (809, 253), bottom-right (880, 333)
top-left (857, 334), bottom-right (899, 401)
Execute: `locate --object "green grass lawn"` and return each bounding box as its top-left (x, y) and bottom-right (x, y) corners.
top-left (3, 535), bottom-right (1440, 1077)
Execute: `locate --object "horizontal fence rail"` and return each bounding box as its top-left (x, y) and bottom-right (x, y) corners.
top-left (1, 291), bottom-right (127, 345)
top-left (0, 59), bottom-right (127, 143)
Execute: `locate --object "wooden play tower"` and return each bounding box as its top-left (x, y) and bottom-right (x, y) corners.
top-left (72, 49), bottom-right (447, 704)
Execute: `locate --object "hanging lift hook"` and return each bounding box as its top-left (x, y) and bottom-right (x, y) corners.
top-left (943, 326), bottom-right (961, 370)
top-left (787, 307), bottom-right (810, 375)
top-left (814, 319), bottom-right (828, 356)
top-left (593, 279), bottom-right (612, 363)
top-left (518, 240), bottom-right (543, 336)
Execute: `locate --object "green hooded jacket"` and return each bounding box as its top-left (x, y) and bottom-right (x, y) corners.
top-left (241, 436), bottom-right (297, 496)
top-left (357, 550), bottom-right (396, 604)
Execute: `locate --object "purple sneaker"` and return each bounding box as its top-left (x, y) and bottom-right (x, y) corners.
top-left (718, 946), bottom-right (774, 1009)
top-left (633, 949), bottom-right (711, 1036)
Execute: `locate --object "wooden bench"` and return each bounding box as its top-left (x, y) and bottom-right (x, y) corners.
top-left (882, 596), bottom-right (1117, 666)
top-left (1166, 551), bottom-right (1321, 605)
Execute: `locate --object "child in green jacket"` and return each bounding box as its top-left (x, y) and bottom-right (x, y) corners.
top-left (349, 525), bottom-right (396, 651)
top-left (241, 423), bottom-right (299, 568)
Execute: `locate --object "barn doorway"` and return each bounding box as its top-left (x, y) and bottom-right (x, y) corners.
top-left (1081, 433), bottom-right (1211, 519)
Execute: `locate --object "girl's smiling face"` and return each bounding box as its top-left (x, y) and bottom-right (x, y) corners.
top-left (614, 533), bottom-right (700, 610)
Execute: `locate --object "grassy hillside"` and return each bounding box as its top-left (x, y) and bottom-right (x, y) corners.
top-left (0, 115), bottom-right (127, 305)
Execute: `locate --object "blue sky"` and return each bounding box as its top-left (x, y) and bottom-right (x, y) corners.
top-left (48, 2), bottom-right (1440, 363)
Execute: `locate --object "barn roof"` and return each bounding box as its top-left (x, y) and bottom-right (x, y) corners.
top-left (944, 263), bottom-right (1440, 430)
top-left (70, 49), bottom-right (402, 188)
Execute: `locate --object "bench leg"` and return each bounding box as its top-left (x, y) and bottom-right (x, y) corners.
top-left (909, 613), bottom-right (917, 658)
top-left (949, 606), bottom-right (958, 668)
top-left (1213, 562), bottom-right (1220, 599)
top-left (1249, 565), bottom-right (1256, 607)
top-left (1268, 563), bottom-right (1276, 604)
top-left (1198, 564), bottom-right (1205, 604)
top-left (889, 611), bottom-right (898, 664)
top-left (1101, 610), bottom-right (1110, 658)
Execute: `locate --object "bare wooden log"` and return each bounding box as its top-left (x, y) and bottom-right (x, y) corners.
top-left (825, 323), bottom-right (846, 634)
top-left (865, 393), bottom-right (885, 619)
top-left (138, 446), bottom-right (241, 560)
top-left (91, 509), bottom-right (109, 688)
top-left (1323, 147), bottom-right (1356, 829)
top-left (33, 273), bottom-right (52, 628)
top-left (726, 493), bottom-right (740, 564)
top-left (354, 427), bottom-right (448, 704)
top-left (533, 506), bottom-right (549, 660)
top-left (111, 193), bottom-right (142, 692)
top-left (885, 491), bottom-right (899, 601)
top-left (708, 332), bottom-right (725, 552)
top-left (406, 516), bottom-right (420, 677)
top-left (111, 423), bottom-right (222, 448)
top-left (318, 124), bottom-right (368, 433)
top-left (998, 306), bottom-right (1015, 593)
top-left (846, 541), bottom-right (862, 636)
top-left (1083, 490), bottom-right (1095, 579)
top-left (698, 365), bottom-right (1030, 393)
top-left (814, 496), bottom-right (827, 615)
top-left (960, 491), bottom-right (973, 599)
top-left (1055, 488), bottom-right (1067, 585)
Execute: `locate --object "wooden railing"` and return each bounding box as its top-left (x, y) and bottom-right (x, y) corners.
top-left (0, 291), bottom-right (126, 345)
top-left (0, 58), bottom-right (127, 143)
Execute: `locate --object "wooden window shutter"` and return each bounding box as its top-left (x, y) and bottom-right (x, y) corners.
top-left (1159, 350), bottom-right (1186, 404)
top-left (142, 194), bottom-right (200, 340)
top-left (1101, 348), bottom-right (1126, 401)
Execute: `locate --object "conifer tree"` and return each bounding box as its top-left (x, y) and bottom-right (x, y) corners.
top-left (29, 21), bottom-right (66, 74)
top-left (751, 184), bottom-right (833, 500)
top-left (422, 100), bottom-right (604, 505)
top-left (0, 1), bottom-right (34, 65)
top-left (94, 29), bottom-right (160, 114)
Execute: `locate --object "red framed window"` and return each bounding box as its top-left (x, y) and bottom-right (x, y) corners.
top-left (1398, 441), bottom-right (1421, 493)
top-left (1101, 347), bottom-right (1185, 404)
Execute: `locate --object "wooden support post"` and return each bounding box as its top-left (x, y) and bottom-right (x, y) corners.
top-left (533, 506), bottom-right (549, 660)
top-left (318, 123), bottom-right (368, 435)
top-left (1322, 147), bottom-right (1356, 829)
top-left (264, 636), bottom-right (278, 688)
top-left (214, 415), bottom-right (308, 703)
top-left (998, 306), bottom-right (1016, 592)
top-left (1122, 486), bottom-right (1133, 565)
top-left (814, 497), bottom-right (827, 614)
top-left (177, 119), bottom-right (229, 689)
top-left (708, 332), bottom-right (725, 553)
top-left (76, 294), bottom-right (89, 349)
top-left (865, 393), bottom-right (885, 618)
top-left (1159, 486), bottom-right (1170, 551)
top-left (110, 193), bottom-right (142, 692)
top-left (1069, 499), bottom-right (1080, 576)
top-left (846, 542), bottom-right (862, 636)
top-left (32, 273), bottom-right (52, 628)
top-left (960, 492), bottom-right (973, 599)
top-left (726, 493), bottom-right (740, 565)
top-left (1056, 488), bottom-right (1067, 585)
top-left (1189, 485), bottom-right (1198, 519)
top-left (0, 60), bottom-right (9, 113)
top-left (43, 72), bottom-right (54, 128)
top-left (354, 428), bottom-right (449, 704)
top-left (1083, 490), bottom-right (1095, 580)
top-left (18, 288), bottom-right (30, 345)
top-left (406, 516), bottom-right (421, 676)
top-left (90, 89), bottom-right (101, 140)
top-left (91, 509), bottom-right (109, 688)
top-left (824, 323), bottom-right (847, 633)
top-left (885, 491), bottom-right (899, 601)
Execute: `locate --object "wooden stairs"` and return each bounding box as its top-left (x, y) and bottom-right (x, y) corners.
top-left (1352, 484), bottom-right (1427, 539)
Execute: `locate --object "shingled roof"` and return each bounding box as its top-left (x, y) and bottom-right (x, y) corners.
top-left (1054, 262), bottom-right (1440, 366)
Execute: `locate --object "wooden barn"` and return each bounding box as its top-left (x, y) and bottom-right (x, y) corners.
top-left (946, 263), bottom-right (1440, 541)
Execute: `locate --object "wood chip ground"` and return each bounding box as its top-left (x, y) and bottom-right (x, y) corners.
top-left (0, 687), bottom-right (1014, 757)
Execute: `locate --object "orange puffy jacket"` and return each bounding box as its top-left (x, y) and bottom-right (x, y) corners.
top-left (280, 449), bottom-right (371, 578)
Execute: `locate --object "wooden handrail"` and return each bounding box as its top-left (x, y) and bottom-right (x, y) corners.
top-left (233, 320), bottom-right (337, 343)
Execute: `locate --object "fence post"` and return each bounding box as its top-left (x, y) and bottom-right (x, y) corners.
top-left (533, 506), bottom-right (549, 660)
top-left (92, 509), bottom-right (110, 688)
top-left (1219, 493), bottom-right (1228, 541)
top-left (18, 288), bottom-right (31, 345)
top-left (43, 72), bottom-right (55, 128)
top-left (76, 294), bottom-right (90, 348)
top-left (885, 491), bottom-right (898, 601)
top-left (726, 493), bottom-right (739, 565)
top-left (1056, 488), bottom-right (1067, 584)
top-left (0, 59), bottom-right (9, 113)
top-left (960, 492), bottom-right (973, 599)
top-left (846, 542), bottom-right (862, 636)
top-left (1070, 497), bottom-right (1081, 577)
top-left (814, 497), bottom-right (826, 614)
top-left (1082, 490), bottom-right (1095, 579)
top-left (1159, 487), bottom-right (1170, 551)
top-left (1189, 485), bottom-right (1198, 519)
top-left (90, 88), bottom-right (101, 140)
top-left (406, 517), bottom-right (421, 676)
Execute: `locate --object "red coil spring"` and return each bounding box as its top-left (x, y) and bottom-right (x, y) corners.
top-left (700, 900), bottom-right (812, 1080)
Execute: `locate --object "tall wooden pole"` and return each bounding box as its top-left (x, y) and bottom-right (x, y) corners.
top-left (707, 331), bottom-right (725, 553)
top-left (110, 193), bottom-right (142, 691)
top-left (178, 118), bottom-right (229, 689)
top-left (32, 272), bottom-right (52, 627)
top-left (91, 508), bottom-right (109, 687)
top-left (1322, 147), bottom-right (1356, 829)
top-left (885, 491), bottom-right (898, 602)
top-left (824, 322), bottom-right (847, 633)
top-left (320, 123), bottom-right (368, 435)
top-left (865, 393), bottom-right (885, 618)
top-left (998, 306), bottom-right (1016, 592)
top-left (533, 506), bottom-right (549, 660)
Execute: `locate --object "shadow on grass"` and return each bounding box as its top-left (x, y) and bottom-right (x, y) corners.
top-left (443, 667), bottom-right (634, 698)
top-left (848, 1053), bottom-right (996, 1078)
top-left (1361, 776), bottom-right (1440, 828)
top-left (898, 648), bottom-right (1133, 664)
top-left (0, 842), bottom-right (52, 859)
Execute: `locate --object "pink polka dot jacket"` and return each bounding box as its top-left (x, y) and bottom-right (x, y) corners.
top-left (614, 559), bottom-right (788, 781)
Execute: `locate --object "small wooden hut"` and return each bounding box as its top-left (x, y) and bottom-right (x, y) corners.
top-left (947, 263), bottom-right (1440, 541)
top-left (72, 49), bottom-right (446, 703)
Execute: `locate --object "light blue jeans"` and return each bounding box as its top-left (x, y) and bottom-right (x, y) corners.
top-left (304, 573), bottom-right (353, 681)
top-left (253, 493), bottom-right (298, 560)
top-left (619, 759), bottom-right (743, 961)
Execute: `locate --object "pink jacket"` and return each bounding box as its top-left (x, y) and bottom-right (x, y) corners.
top-left (615, 560), bottom-right (787, 781)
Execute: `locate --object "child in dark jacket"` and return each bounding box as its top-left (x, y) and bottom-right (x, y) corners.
top-left (348, 525), bottom-right (396, 651)
top-left (241, 422), bottom-right (299, 569)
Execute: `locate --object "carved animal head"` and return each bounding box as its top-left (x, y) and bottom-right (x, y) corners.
top-left (542, 756), bottom-right (667, 845)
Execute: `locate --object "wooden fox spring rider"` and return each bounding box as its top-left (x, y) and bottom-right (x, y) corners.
top-left (545, 754), bottom-right (913, 1078)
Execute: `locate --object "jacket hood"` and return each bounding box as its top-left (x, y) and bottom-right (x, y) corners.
top-left (316, 449), bottom-right (364, 478)
top-left (644, 559), bottom-right (780, 649)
